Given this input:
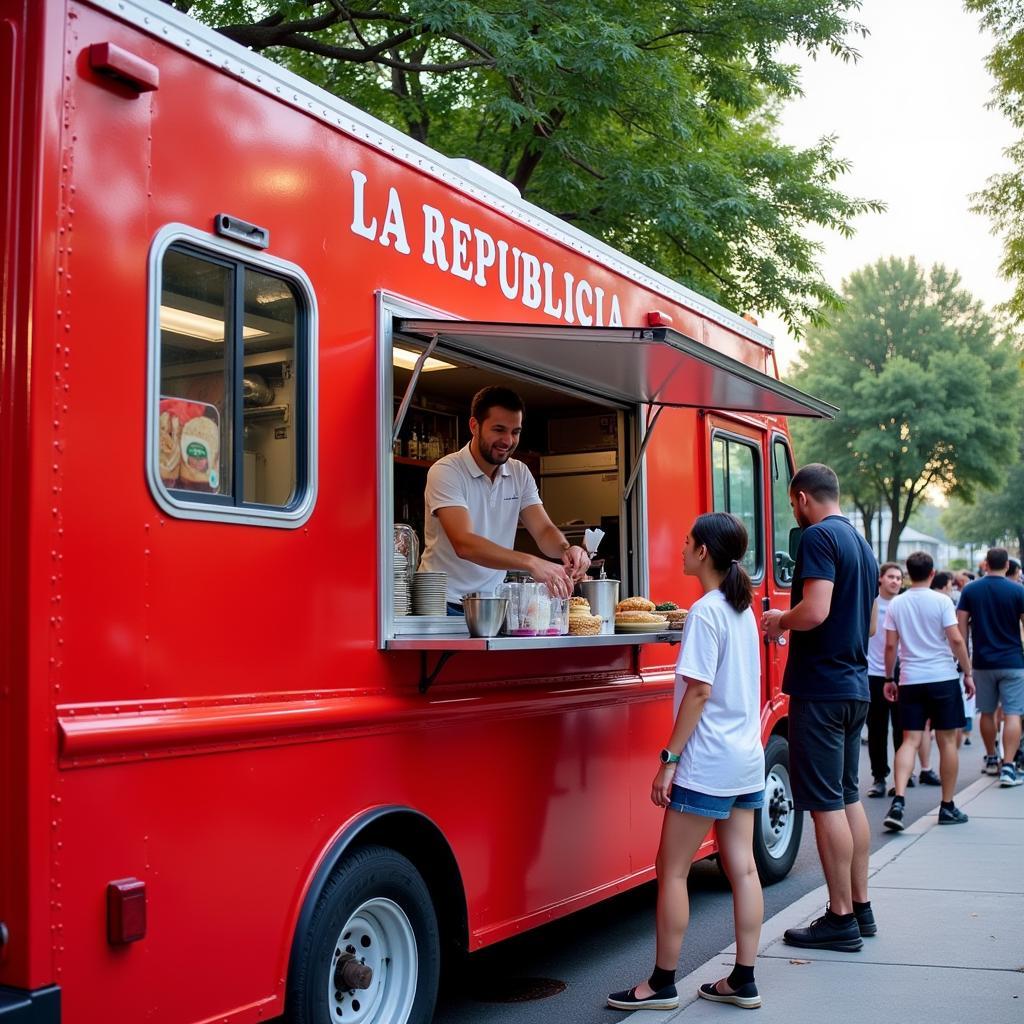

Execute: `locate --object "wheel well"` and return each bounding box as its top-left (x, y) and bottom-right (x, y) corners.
top-left (770, 718), bottom-right (788, 741)
top-left (349, 811), bottom-right (469, 961)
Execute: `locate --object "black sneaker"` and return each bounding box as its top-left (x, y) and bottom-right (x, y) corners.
top-left (983, 754), bottom-right (1000, 775)
top-left (867, 779), bottom-right (886, 798)
top-left (607, 983), bottom-right (679, 1010)
top-left (854, 904), bottom-right (877, 937)
top-left (883, 801), bottom-right (905, 832)
top-left (938, 804), bottom-right (968, 824)
top-left (784, 911), bottom-right (863, 952)
top-left (698, 979), bottom-right (762, 1009)
top-left (918, 769), bottom-right (941, 786)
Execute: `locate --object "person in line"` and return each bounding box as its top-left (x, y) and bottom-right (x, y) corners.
top-left (866, 562), bottom-right (905, 797)
top-left (881, 553), bottom-right (975, 830)
top-left (608, 513), bottom-right (764, 1012)
top-left (956, 547), bottom-right (1024, 786)
top-left (763, 463), bottom-right (877, 953)
top-left (418, 386), bottom-right (590, 610)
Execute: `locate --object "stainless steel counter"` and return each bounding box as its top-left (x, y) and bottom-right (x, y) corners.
top-left (386, 632), bottom-right (680, 652)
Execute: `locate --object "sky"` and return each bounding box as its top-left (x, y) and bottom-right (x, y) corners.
top-left (761, 0), bottom-right (1016, 370)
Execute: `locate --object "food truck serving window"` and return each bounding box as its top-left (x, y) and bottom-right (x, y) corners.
top-left (147, 226), bottom-right (317, 527)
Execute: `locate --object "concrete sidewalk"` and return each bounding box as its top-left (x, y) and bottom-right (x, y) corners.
top-left (627, 774), bottom-right (1024, 1021)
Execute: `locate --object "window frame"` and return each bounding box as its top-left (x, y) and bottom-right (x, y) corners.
top-left (770, 433), bottom-right (797, 587)
top-left (709, 428), bottom-right (765, 582)
top-left (146, 224), bottom-right (318, 528)
top-left (375, 292), bottom-right (647, 649)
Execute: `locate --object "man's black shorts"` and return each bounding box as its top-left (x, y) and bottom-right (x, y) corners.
top-left (897, 679), bottom-right (966, 731)
top-left (789, 697), bottom-right (870, 812)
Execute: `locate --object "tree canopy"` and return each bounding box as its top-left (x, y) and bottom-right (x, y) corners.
top-left (789, 256), bottom-right (1020, 559)
top-left (966, 0), bottom-right (1024, 320)
top-left (164, 0), bottom-right (881, 331)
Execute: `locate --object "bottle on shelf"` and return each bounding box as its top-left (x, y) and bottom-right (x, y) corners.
top-left (427, 432), bottom-right (441, 461)
top-left (409, 426), bottom-right (419, 460)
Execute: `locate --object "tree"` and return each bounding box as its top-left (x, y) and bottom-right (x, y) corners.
top-left (789, 257), bottom-right (1020, 560)
top-left (966, 0), bottom-right (1024, 320)
top-left (164, 0), bottom-right (882, 331)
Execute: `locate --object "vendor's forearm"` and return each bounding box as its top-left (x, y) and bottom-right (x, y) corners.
top-left (450, 532), bottom-right (539, 573)
top-left (534, 524), bottom-right (570, 559)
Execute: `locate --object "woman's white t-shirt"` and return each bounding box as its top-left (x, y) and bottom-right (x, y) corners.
top-left (673, 589), bottom-right (765, 796)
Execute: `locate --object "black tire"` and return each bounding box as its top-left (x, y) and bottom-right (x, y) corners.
top-left (288, 844), bottom-right (440, 1024)
top-left (753, 735), bottom-right (803, 885)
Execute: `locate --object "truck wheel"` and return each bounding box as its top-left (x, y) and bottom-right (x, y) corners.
top-left (289, 844), bottom-right (440, 1024)
top-left (753, 735), bottom-right (803, 885)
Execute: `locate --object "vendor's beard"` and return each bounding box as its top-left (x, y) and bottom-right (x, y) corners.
top-left (476, 437), bottom-right (515, 466)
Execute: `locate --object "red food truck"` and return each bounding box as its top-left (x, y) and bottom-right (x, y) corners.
top-left (0, 1), bottom-right (836, 1021)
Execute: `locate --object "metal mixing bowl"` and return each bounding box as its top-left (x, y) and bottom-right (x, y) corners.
top-left (462, 595), bottom-right (509, 637)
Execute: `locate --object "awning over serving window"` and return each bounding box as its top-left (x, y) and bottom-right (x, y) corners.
top-left (394, 319), bottom-right (836, 419)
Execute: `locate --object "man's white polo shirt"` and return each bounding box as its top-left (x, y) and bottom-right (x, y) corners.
top-left (419, 444), bottom-right (542, 603)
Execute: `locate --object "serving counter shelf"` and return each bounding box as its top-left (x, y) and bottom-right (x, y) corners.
top-left (385, 631), bottom-right (681, 692)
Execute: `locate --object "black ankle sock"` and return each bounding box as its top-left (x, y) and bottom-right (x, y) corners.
top-left (648, 966), bottom-right (675, 992)
top-left (727, 963), bottom-right (755, 988)
top-left (825, 907), bottom-right (855, 924)
top-left (853, 900), bottom-right (871, 913)
top-left (941, 800), bottom-right (955, 810)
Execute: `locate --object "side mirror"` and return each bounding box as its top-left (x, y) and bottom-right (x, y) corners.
top-left (788, 526), bottom-right (803, 561)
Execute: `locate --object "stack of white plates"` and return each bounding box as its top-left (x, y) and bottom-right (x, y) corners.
top-left (412, 571), bottom-right (448, 615)
top-left (394, 551), bottom-right (411, 616)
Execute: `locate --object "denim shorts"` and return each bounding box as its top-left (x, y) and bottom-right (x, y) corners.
top-left (973, 668), bottom-right (1024, 715)
top-left (667, 784), bottom-right (765, 820)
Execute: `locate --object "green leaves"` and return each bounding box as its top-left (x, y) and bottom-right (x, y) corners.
top-left (171, 0), bottom-right (876, 329)
top-left (791, 257), bottom-right (1021, 558)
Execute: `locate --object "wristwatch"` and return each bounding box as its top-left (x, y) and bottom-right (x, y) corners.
top-left (659, 748), bottom-right (680, 765)
top-left (883, 676), bottom-right (895, 683)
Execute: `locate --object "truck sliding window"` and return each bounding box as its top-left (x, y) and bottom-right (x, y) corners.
top-left (148, 227), bottom-right (317, 527)
top-left (711, 432), bottom-right (763, 579)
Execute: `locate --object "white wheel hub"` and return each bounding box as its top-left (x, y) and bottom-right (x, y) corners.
top-left (328, 897), bottom-right (418, 1024)
top-left (761, 763), bottom-right (795, 859)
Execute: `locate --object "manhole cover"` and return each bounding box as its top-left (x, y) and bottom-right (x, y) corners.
top-left (470, 977), bottom-right (567, 1002)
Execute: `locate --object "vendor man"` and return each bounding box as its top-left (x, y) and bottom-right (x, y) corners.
top-left (419, 385), bottom-right (591, 609)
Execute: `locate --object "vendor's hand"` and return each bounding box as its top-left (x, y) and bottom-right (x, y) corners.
top-left (883, 681), bottom-right (898, 703)
top-left (651, 764), bottom-right (676, 808)
top-left (963, 673), bottom-right (976, 698)
top-left (530, 557), bottom-right (573, 598)
top-left (762, 608), bottom-right (786, 641)
top-left (561, 545), bottom-right (591, 582)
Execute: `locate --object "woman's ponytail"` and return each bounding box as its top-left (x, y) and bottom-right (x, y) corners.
top-left (690, 514), bottom-right (754, 612)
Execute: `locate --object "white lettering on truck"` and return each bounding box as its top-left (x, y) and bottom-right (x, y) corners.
top-left (350, 169), bottom-right (623, 326)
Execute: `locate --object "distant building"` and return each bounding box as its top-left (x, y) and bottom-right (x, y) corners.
top-left (845, 509), bottom-right (979, 569)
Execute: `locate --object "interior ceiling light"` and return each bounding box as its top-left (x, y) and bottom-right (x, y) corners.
top-left (159, 305), bottom-right (268, 342)
top-left (392, 345), bottom-right (456, 372)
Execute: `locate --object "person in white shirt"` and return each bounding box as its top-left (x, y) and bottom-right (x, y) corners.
top-left (608, 512), bottom-right (764, 1012)
top-left (865, 562), bottom-right (905, 797)
top-left (882, 551), bottom-right (976, 831)
top-left (418, 386), bottom-right (590, 607)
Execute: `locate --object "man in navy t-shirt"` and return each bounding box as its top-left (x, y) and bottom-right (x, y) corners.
top-left (956, 547), bottom-right (1024, 786)
top-left (763, 463), bottom-right (878, 952)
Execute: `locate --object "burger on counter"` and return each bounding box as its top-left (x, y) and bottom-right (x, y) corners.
top-left (612, 596), bottom-right (688, 630)
top-left (567, 597), bottom-right (602, 636)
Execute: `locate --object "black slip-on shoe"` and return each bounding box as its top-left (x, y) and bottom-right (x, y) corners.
top-left (784, 913), bottom-right (863, 952)
top-left (918, 769), bottom-right (941, 786)
top-left (866, 779), bottom-right (886, 798)
top-left (854, 904), bottom-right (877, 937)
top-left (698, 979), bottom-right (762, 1009)
top-left (883, 801), bottom-right (905, 832)
top-left (607, 984), bottom-right (679, 1010)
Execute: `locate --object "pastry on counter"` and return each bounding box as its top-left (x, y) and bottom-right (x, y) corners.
top-left (616, 596), bottom-right (656, 612)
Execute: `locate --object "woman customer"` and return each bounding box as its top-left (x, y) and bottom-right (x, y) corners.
top-left (607, 512), bottom-right (765, 1012)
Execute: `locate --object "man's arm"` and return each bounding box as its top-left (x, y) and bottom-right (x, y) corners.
top-left (869, 596), bottom-right (879, 637)
top-left (762, 578), bottom-right (834, 640)
top-left (883, 627), bottom-right (900, 702)
top-left (519, 504), bottom-right (590, 580)
top-left (944, 625), bottom-right (975, 697)
top-left (435, 505), bottom-right (572, 596)
top-left (957, 608), bottom-right (970, 645)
